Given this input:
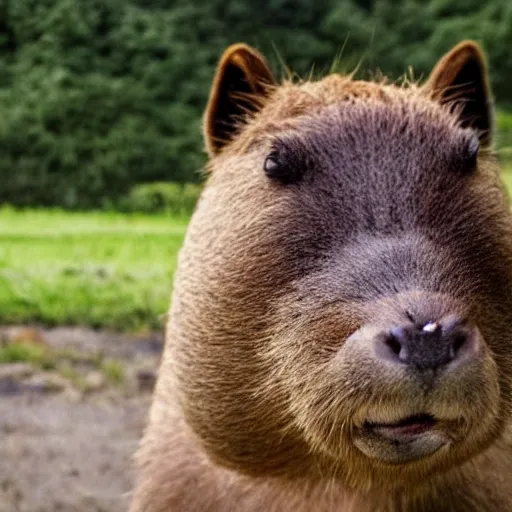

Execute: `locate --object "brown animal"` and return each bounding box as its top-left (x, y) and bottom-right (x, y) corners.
top-left (130, 41), bottom-right (512, 511)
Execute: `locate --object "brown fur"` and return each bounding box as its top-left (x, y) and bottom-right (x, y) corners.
top-left (130, 41), bottom-right (512, 511)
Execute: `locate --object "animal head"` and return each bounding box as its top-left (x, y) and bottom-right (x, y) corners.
top-left (167, 41), bottom-right (512, 491)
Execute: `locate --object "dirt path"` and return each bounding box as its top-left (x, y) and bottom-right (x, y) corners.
top-left (0, 326), bottom-right (162, 512)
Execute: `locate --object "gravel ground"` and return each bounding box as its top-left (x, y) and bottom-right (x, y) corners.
top-left (0, 326), bottom-right (162, 512)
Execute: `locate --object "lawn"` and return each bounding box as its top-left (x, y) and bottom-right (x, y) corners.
top-left (0, 207), bottom-right (189, 331)
top-left (500, 168), bottom-right (512, 196)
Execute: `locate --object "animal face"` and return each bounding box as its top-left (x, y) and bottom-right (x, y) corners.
top-left (168, 42), bottom-right (512, 490)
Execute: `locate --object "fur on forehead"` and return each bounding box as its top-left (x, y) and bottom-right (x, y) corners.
top-left (226, 74), bottom-right (471, 155)
top-left (276, 101), bottom-right (472, 163)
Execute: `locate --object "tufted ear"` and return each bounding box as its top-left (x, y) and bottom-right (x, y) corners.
top-left (426, 41), bottom-right (493, 146)
top-left (203, 44), bottom-right (276, 156)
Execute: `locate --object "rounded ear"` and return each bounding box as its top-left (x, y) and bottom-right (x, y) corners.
top-left (425, 41), bottom-right (493, 146)
top-left (203, 44), bottom-right (276, 156)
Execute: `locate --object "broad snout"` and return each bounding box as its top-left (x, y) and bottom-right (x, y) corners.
top-left (346, 291), bottom-right (484, 376)
top-left (373, 316), bottom-right (480, 371)
top-left (342, 296), bottom-right (492, 464)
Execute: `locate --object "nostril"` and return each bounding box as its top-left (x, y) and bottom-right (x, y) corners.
top-left (384, 335), bottom-right (401, 356)
top-left (450, 332), bottom-right (467, 358)
top-left (372, 317), bottom-right (479, 370)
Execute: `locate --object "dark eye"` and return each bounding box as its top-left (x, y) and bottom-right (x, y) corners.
top-left (263, 150), bottom-right (302, 184)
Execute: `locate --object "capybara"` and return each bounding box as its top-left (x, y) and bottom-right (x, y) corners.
top-left (131, 41), bottom-right (512, 511)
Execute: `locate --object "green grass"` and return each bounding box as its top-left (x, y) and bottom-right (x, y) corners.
top-left (100, 359), bottom-right (125, 384)
top-left (0, 340), bottom-right (126, 389)
top-left (0, 342), bottom-right (52, 367)
top-left (0, 207), bottom-right (189, 331)
top-left (501, 171), bottom-right (512, 194)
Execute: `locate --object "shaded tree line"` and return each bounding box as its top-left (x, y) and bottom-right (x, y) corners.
top-left (0, 0), bottom-right (511, 208)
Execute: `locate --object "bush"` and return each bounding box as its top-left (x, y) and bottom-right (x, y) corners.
top-left (0, 0), bottom-right (512, 209)
top-left (119, 181), bottom-right (202, 215)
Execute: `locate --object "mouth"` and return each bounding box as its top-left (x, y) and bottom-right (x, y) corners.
top-left (366, 413), bottom-right (438, 440)
top-left (353, 413), bottom-right (454, 464)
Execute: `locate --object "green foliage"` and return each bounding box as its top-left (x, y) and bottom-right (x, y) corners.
top-left (0, 0), bottom-right (511, 207)
top-left (0, 0), bottom-right (205, 208)
top-left (119, 182), bottom-right (202, 215)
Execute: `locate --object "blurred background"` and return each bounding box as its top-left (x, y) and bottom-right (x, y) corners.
top-left (1, 1), bottom-right (511, 511)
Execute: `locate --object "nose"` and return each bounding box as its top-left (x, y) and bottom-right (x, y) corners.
top-left (377, 317), bottom-right (479, 370)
